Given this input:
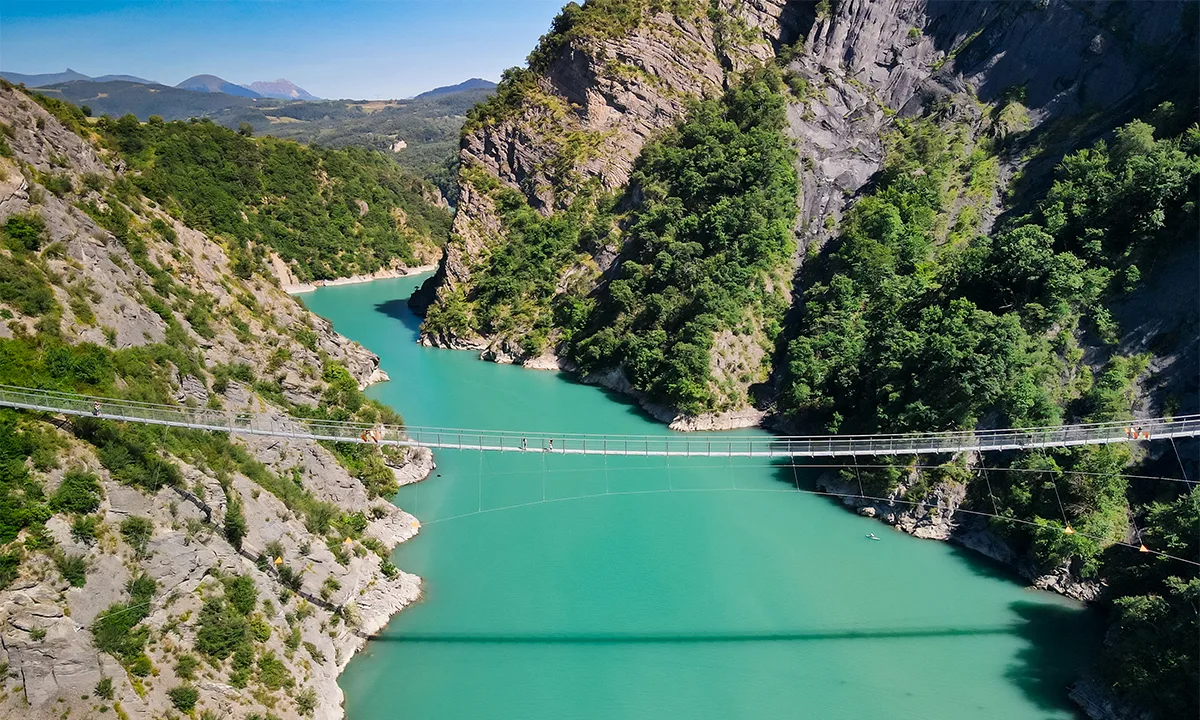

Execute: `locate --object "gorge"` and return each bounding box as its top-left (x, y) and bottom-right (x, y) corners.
top-left (0, 0), bottom-right (1195, 718)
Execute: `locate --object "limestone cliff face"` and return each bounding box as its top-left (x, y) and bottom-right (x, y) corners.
top-left (414, 0), bottom-right (810, 348)
top-left (786, 0), bottom-right (1192, 257)
top-left (0, 86), bottom-right (431, 720)
top-left (418, 0), bottom-right (1194, 426)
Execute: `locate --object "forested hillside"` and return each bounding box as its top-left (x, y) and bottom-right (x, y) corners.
top-left (415, 0), bottom-right (1199, 716)
top-left (94, 111), bottom-right (452, 281)
top-left (568, 68), bottom-right (799, 415)
top-left (32, 80), bottom-right (493, 199)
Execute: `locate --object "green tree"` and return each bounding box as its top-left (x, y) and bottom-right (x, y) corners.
top-left (223, 492), bottom-right (248, 550)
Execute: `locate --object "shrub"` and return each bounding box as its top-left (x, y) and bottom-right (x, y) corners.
top-left (295, 687), bottom-right (317, 716)
top-left (223, 493), bottom-right (248, 550)
top-left (94, 677), bottom-right (114, 700)
top-left (53, 551), bottom-right (88, 587)
top-left (167, 685), bottom-right (198, 712)
top-left (129, 655), bottom-right (152, 676)
top-left (41, 173), bottom-right (73, 197)
top-left (256, 651), bottom-right (293, 690)
top-left (194, 597), bottom-right (250, 660)
top-left (302, 641), bottom-right (325, 663)
top-left (71, 514), bottom-right (100, 545)
top-left (91, 573), bottom-right (155, 665)
top-left (0, 551), bottom-right (20, 588)
top-left (303, 502), bottom-right (337, 535)
top-left (51, 468), bottom-right (103, 514)
top-left (0, 253), bottom-right (55, 315)
top-left (174, 654), bottom-right (199, 681)
top-left (284, 625), bottom-right (301, 651)
top-left (2, 213), bottom-right (46, 252)
top-left (30, 627), bottom-right (46, 641)
top-left (224, 574), bottom-right (257, 615)
top-left (119, 516), bottom-right (153, 556)
top-left (319, 576), bottom-right (341, 601)
top-left (276, 564), bottom-right (303, 591)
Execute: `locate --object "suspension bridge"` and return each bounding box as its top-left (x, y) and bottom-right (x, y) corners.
top-left (1, 384), bottom-right (1197, 458)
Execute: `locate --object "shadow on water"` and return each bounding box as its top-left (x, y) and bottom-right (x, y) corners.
top-left (766, 460), bottom-right (1100, 714)
top-left (374, 298), bottom-right (423, 338)
top-left (1006, 600), bottom-right (1100, 715)
top-left (368, 625), bottom-right (1021, 645)
top-left (945, 544), bottom-right (1031, 584)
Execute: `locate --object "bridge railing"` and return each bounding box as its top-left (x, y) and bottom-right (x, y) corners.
top-left (1, 384), bottom-right (1198, 458)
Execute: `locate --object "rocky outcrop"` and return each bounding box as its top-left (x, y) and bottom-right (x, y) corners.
top-left (814, 469), bottom-right (1107, 601)
top-left (784, 0), bottom-right (1193, 257)
top-left (1070, 677), bottom-right (1154, 720)
top-left (0, 84), bottom-right (435, 720)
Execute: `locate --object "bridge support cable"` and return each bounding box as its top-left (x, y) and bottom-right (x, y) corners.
top-left (1169, 437), bottom-right (1194, 485)
top-left (980, 465), bottom-right (1001, 517)
top-left (1048, 474), bottom-right (1073, 534)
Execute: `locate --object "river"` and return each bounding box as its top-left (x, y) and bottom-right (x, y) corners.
top-left (303, 274), bottom-right (1097, 720)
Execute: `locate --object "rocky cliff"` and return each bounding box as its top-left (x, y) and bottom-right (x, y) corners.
top-left (416, 0), bottom-right (1194, 428)
top-left (413, 0), bottom-right (808, 350)
top-left (0, 84), bottom-right (432, 720)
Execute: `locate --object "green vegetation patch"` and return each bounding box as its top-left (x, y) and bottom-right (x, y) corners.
top-left (91, 573), bottom-right (157, 669)
top-left (97, 115), bottom-right (451, 281)
top-left (569, 68), bottom-right (798, 414)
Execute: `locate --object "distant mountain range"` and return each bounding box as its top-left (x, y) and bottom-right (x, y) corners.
top-left (2, 68), bottom-right (490, 104)
top-left (0, 68), bottom-right (157, 86)
top-left (415, 78), bottom-right (496, 99)
top-left (1, 68), bottom-right (319, 101)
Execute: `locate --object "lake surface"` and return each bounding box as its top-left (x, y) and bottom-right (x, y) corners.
top-left (304, 275), bottom-right (1096, 720)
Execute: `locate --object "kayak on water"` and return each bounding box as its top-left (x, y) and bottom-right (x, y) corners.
top-left (866, 533), bottom-right (881, 541)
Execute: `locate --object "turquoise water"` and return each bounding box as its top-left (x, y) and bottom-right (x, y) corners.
top-left (304, 275), bottom-right (1095, 720)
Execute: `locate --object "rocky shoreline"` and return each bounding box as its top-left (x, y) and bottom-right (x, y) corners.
top-left (283, 265), bottom-right (437, 295)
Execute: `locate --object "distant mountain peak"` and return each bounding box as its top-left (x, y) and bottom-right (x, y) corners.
top-left (175, 74), bottom-right (260, 99)
top-left (414, 78), bottom-right (496, 99)
top-left (248, 78), bottom-right (319, 101)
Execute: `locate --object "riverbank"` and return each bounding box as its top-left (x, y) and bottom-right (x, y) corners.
top-left (285, 265), bottom-right (438, 295)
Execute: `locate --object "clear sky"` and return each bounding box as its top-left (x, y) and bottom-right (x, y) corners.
top-left (0, 0), bottom-right (565, 99)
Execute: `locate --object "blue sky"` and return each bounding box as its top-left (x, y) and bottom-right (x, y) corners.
top-left (0, 0), bottom-right (565, 98)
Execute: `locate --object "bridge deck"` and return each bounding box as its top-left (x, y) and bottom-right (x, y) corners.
top-left (1, 385), bottom-right (1197, 458)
